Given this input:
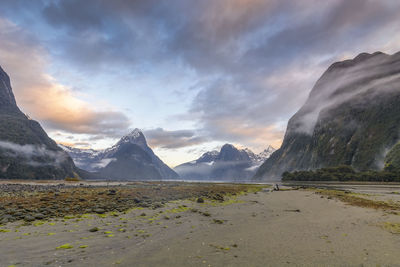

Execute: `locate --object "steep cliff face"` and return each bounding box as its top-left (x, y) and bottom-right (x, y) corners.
top-left (255, 52), bottom-right (400, 180)
top-left (384, 142), bottom-right (400, 171)
top-left (0, 66), bottom-right (78, 179)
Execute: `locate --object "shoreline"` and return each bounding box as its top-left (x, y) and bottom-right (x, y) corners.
top-left (1, 182), bottom-right (400, 266)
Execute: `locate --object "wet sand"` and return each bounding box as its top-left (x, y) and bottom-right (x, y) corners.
top-left (1, 185), bottom-right (400, 266)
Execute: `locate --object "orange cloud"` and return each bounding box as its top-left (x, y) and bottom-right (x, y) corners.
top-left (207, 117), bottom-right (284, 151)
top-left (0, 18), bottom-right (130, 137)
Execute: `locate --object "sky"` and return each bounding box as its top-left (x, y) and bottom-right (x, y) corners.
top-left (0, 0), bottom-right (400, 167)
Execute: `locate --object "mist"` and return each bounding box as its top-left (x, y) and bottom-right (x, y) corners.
top-left (90, 158), bottom-right (117, 170)
top-left (0, 140), bottom-right (68, 166)
top-left (175, 160), bottom-right (259, 180)
top-left (291, 52), bottom-right (400, 135)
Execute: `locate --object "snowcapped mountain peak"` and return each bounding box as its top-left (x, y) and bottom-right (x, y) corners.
top-left (257, 146), bottom-right (276, 161)
top-left (117, 128), bottom-right (146, 146)
top-left (266, 145), bottom-right (276, 152)
top-left (239, 145), bottom-right (276, 164)
top-left (197, 150), bottom-right (219, 163)
top-left (128, 128), bottom-right (142, 138)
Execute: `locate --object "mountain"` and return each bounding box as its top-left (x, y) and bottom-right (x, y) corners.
top-left (384, 141), bottom-right (400, 171)
top-left (174, 144), bottom-right (275, 180)
top-left (60, 129), bottom-right (179, 180)
top-left (0, 65), bottom-right (78, 179)
top-left (245, 145), bottom-right (276, 164)
top-left (58, 145), bottom-right (103, 172)
top-left (255, 51), bottom-right (400, 180)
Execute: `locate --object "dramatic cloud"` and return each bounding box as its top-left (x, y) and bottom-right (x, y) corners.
top-left (1, 0), bottom-right (400, 164)
top-left (145, 128), bottom-right (207, 149)
top-left (0, 18), bottom-right (130, 138)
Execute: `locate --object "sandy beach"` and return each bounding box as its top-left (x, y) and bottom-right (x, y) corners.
top-left (1, 184), bottom-right (400, 267)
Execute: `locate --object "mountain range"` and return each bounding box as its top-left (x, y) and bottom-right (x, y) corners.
top-left (174, 144), bottom-right (275, 180)
top-left (255, 51), bottom-right (400, 180)
top-left (60, 129), bottom-right (179, 180)
top-left (3, 51), bottom-right (400, 181)
top-left (0, 65), bottom-right (78, 179)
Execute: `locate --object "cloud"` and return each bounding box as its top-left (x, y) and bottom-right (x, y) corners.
top-left (289, 52), bottom-right (400, 135)
top-left (144, 128), bottom-right (207, 149)
top-left (90, 158), bottom-right (116, 169)
top-left (1, 0), bottom-right (400, 153)
top-left (189, 78), bottom-right (290, 149)
top-left (0, 18), bottom-right (130, 138)
top-left (0, 140), bottom-right (67, 166)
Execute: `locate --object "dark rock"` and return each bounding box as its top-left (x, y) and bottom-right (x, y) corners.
top-left (34, 213), bottom-right (45, 219)
top-left (213, 219), bottom-right (224, 224)
top-left (152, 202), bottom-right (163, 209)
top-left (213, 194), bottom-right (224, 202)
top-left (89, 227), bottom-right (99, 232)
top-left (197, 197), bottom-right (204, 203)
top-left (24, 215), bottom-right (35, 222)
top-left (93, 208), bottom-right (105, 214)
top-left (1, 214), bottom-right (14, 223)
top-left (107, 190), bottom-right (116, 195)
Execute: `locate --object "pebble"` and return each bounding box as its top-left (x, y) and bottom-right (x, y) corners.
top-left (24, 215), bottom-right (35, 222)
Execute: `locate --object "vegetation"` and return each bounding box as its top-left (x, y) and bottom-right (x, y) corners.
top-left (384, 142), bottom-right (400, 171)
top-left (311, 188), bottom-right (400, 211)
top-left (282, 165), bottom-right (400, 182)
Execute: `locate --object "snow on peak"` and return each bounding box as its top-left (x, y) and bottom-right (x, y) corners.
top-left (258, 145), bottom-right (276, 159)
top-left (117, 128), bottom-right (146, 145)
top-left (241, 145), bottom-right (276, 164)
top-left (127, 128), bottom-right (142, 138)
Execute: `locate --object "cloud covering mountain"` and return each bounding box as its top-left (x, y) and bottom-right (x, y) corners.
top-left (255, 51), bottom-right (400, 180)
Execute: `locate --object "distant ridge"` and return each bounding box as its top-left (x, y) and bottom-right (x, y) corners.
top-left (174, 144), bottom-right (275, 180)
top-left (61, 129), bottom-right (179, 180)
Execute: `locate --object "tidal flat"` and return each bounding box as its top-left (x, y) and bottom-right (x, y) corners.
top-left (1, 181), bottom-right (400, 266)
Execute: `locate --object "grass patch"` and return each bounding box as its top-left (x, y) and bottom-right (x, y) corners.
top-left (33, 221), bottom-right (46, 227)
top-left (311, 188), bottom-right (400, 211)
top-left (56, 243), bottom-right (73, 249)
top-left (382, 222), bottom-right (400, 234)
